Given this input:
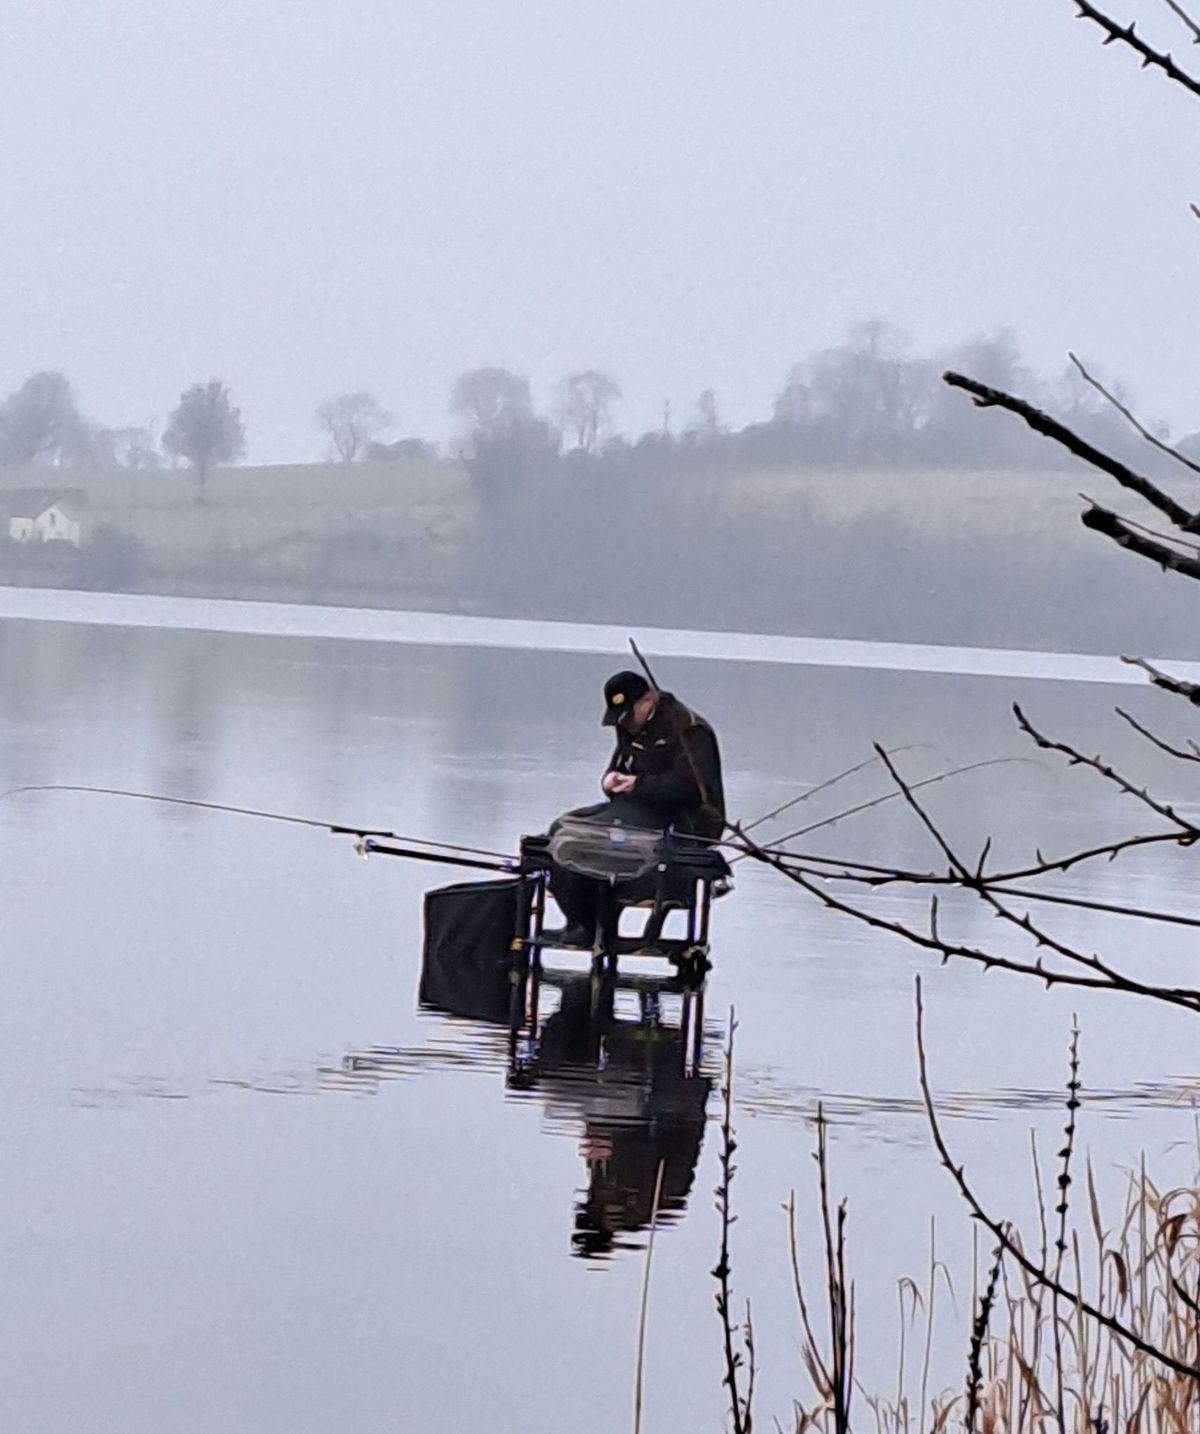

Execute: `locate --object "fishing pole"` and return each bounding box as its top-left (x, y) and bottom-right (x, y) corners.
top-left (738, 744), bottom-right (933, 836)
top-left (1, 784), bottom-right (518, 865)
top-left (727, 756), bottom-right (1033, 862)
top-left (628, 636), bottom-right (725, 831)
top-left (352, 840), bottom-right (514, 873)
top-left (628, 643), bottom-right (944, 846)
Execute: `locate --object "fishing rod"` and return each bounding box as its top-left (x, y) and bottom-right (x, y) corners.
top-left (1, 784), bottom-right (518, 870)
top-left (738, 744), bottom-right (933, 836)
top-left (625, 643), bottom-right (960, 853)
top-left (727, 756), bottom-right (1035, 862)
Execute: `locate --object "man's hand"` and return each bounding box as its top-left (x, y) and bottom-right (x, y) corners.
top-left (603, 771), bottom-right (637, 795)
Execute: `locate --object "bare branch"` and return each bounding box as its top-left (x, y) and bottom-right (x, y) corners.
top-left (1080, 493), bottom-right (1200, 555)
top-left (779, 826), bottom-right (1190, 887)
top-left (1082, 499), bottom-right (1200, 578)
top-left (779, 850), bottom-right (1200, 933)
top-left (1072, 0), bottom-right (1200, 100)
top-left (730, 824), bottom-right (1200, 1011)
top-left (714, 1012), bottom-right (754, 1434)
top-left (1122, 654), bottom-right (1200, 705)
top-left (1116, 706), bottom-right (1200, 763)
top-left (1162, 0), bottom-right (1200, 46)
top-left (1070, 352), bottom-right (1200, 479)
top-left (943, 371), bottom-right (1198, 530)
top-left (915, 976), bottom-right (1200, 1380)
top-left (1012, 703), bottom-right (1198, 832)
top-left (869, 744), bottom-right (1200, 1002)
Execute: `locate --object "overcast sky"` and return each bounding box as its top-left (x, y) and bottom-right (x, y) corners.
top-left (0, 0), bottom-right (1195, 462)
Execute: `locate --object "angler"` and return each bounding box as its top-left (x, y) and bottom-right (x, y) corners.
top-left (544, 668), bottom-right (727, 948)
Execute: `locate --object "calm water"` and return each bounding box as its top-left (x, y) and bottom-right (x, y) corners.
top-left (3, 602), bottom-right (1200, 1432)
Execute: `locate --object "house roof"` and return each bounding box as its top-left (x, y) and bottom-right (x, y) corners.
top-left (0, 488), bottom-right (88, 520)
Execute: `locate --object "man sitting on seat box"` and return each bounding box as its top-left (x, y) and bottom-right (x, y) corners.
top-left (547, 670), bottom-right (726, 947)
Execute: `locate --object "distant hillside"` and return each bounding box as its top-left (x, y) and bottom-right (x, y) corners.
top-left (0, 456), bottom-right (1195, 658)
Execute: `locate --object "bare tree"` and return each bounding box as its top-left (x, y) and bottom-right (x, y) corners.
top-left (773, 320), bottom-right (935, 459)
top-left (162, 380), bottom-right (245, 504)
top-left (553, 370), bottom-right (621, 454)
top-left (316, 392), bottom-right (392, 463)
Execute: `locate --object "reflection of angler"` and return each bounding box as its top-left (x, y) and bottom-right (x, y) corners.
top-left (535, 978), bottom-right (713, 1259)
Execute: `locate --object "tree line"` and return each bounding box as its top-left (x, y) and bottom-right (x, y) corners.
top-left (0, 321), bottom-right (1186, 500)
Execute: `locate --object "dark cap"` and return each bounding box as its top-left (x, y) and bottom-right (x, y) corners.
top-left (602, 670), bottom-right (650, 726)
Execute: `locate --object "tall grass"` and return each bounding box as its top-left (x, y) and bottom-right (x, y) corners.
top-left (706, 1013), bottom-right (1200, 1434)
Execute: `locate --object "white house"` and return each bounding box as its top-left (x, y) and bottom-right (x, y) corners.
top-left (9, 502), bottom-right (83, 548)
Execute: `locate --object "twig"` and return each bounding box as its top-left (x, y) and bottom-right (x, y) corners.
top-left (735, 824), bottom-right (1200, 1010)
top-left (1050, 1020), bottom-right (1083, 1432)
top-left (1162, 0), bottom-right (1200, 46)
top-left (779, 824), bottom-right (1191, 887)
top-left (1012, 703), bottom-right (1197, 832)
top-left (788, 1190), bottom-right (834, 1398)
top-left (943, 371), bottom-right (1198, 530)
top-left (714, 1010), bottom-right (753, 1434)
top-left (633, 1159), bottom-right (666, 1434)
top-left (1070, 351), bottom-right (1200, 478)
top-left (778, 850), bottom-right (1200, 932)
top-left (867, 745), bottom-right (1200, 1006)
top-left (1122, 654), bottom-right (1200, 705)
top-left (1072, 0), bottom-right (1200, 100)
top-left (1082, 499), bottom-right (1200, 578)
top-left (915, 975), bottom-right (1200, 1380)
top-left (1080, 493), bottom-right (1200, 555)
top-left (816, 1108), bottom-right (853, 1434)
top-left (966, 1242), bottom-right (1005, 1433)
top-left (1116, 706), bottom-right (1200, 763)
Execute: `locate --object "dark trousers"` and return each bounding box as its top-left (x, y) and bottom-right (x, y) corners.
top-left (547, 799), bottom-right (664, 940)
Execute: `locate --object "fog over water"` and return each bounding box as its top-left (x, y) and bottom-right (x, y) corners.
top-left (1, 0), bottom-right (1197, 457)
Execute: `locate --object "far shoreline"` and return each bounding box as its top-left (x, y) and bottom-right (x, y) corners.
top-left (0, 583), bottom-right (1189, 689)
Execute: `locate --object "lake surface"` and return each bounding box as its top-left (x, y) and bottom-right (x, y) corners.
top-left (3, 598), bottom-right (1200, 1432)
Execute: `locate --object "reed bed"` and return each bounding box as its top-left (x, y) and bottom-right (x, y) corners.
top-left (709, 1008), bottom-right (1200, 1434)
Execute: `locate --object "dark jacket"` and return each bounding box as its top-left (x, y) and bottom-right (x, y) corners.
top-left (604, 692), bottom-right (726, 838)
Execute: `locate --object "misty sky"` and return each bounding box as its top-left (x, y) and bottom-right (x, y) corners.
top-left (0, 0), bottom-right (1196, 462)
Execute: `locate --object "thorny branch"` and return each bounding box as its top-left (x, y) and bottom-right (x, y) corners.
top-left (1071, 0), bottom-right (1200, 100)
top-left (730, 822), bottom-right (1200, 1012)
top-left (1011, 703), bottom-right (1198, 832)
top-left (915, 976), bottom-right (1200, 1381)
top-left (714, 1011), bottom-right (755, 1434)
top-left (868, 745), bottom-right (1200, 1005)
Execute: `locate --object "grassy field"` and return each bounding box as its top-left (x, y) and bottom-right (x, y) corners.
top-left (2, 455), bottom-right (1179, 654)
top-left (0, 457), bottom-right (1117, 552)
top-left (724, 463), bottom-right (1099, 541)
top-left (0, 456), bottom-right (475, 554)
